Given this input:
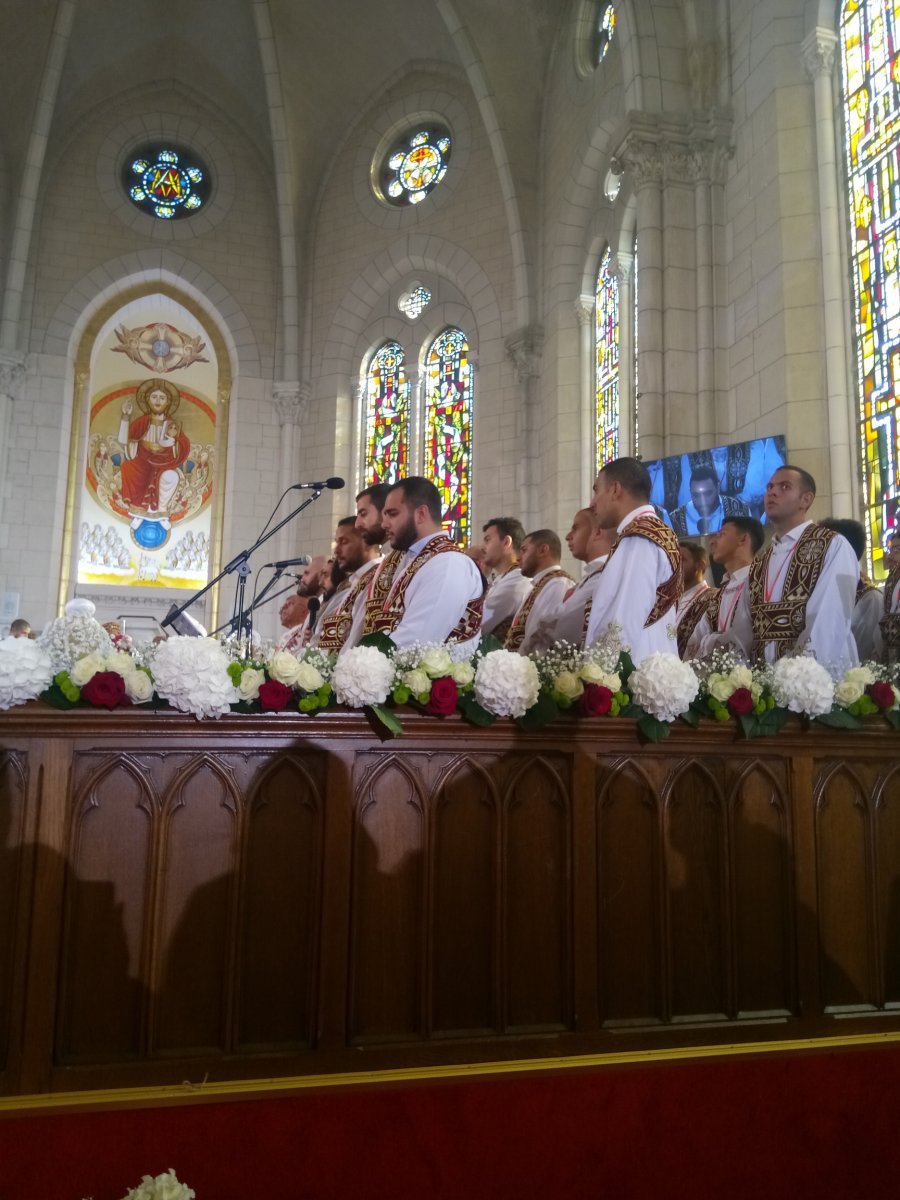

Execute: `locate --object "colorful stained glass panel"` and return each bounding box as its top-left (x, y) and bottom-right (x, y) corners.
top-left (595, 246), bottom-right (620, 470)
top-left (123, 145), bottom-right (210, 221)
top-left (380, 127), bottom-right (452, 208)
top-left (364, 341), bottom-right (409, 486)
top-left (425, 328), bottom-right (472, 544)
top-left (841, 0), bottom-right (900, 578)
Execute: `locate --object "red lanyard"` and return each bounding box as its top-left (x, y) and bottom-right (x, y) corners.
top-left (765, 543), bottom-right (797, 603)
top-left (719, 581), bottom-right (746, 630)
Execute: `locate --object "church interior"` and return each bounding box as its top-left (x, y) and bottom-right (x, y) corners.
top-left (1, 0), bottom-right (900, 1195)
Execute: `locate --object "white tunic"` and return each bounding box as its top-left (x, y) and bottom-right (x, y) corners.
top-left (733, 521), bottom-right (859, 670)
top-left (482, 567), bottom-right (532, 636)
top-left (692, 564), bottom-right (753, 659)
top-left (535, 555), bottom-right (608, 650)
top-left (853, 584), bottom-right (883, 663)
top-left (383, 533), bottom-right (484, 656)
top-left (313, 558), bottom-right (380, 650)
top-left (585, 505), bottom-right (678, 663)
top-left (512, 566), bottom-right (573, 654)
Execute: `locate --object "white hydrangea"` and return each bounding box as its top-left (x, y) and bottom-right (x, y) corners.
top-left (474, 650), bottom-right (540, 718)
top-left (771, 655), bottom-right (835, 717)
top-left (630, 653), bottom-right (699, 722)
top-left (0, 636), bottom-right (54, 710)
top-left (39, 598), bottom-right (112, 672)
top-left (331, 645), bottom-right (395, 707)
top-left (122, 1169), bottom-right (195, 1200)
top-left (151, 636), bottom-right (238, 719)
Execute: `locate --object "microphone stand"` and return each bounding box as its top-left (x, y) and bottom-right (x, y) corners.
top-left (162, 487), bottom-right (326, 651)
top-left (209, 576), bottom-right (298, 638)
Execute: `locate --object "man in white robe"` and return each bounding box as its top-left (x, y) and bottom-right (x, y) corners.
top-left (535, 509), bottom-right (614, 649)
top-left (690, 516), bottom-right (763, 658)
top-left (480, 516), bottom-right (531, 640)
top-left (310, 517), bottom-right (380, 651)
top-left (675, 541), bottom-right (711, 657)
top-left (505, 529), bottom-right (572, 654)
top-left (820, 517), bottom-right (882, 663)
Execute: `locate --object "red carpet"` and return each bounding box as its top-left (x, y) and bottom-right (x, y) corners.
top-left (1, 1047), bottom-right (898, 1199)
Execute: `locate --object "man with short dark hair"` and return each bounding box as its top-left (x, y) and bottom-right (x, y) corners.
top-left (587, 456), bottom-right (683, 661)
top-left (536, 508), bottom-right (615, 649)
top-left (735, 466), bottom-right (859, 667)
top-left (877, 530), bottom-right (900, 664)
top-left (689, 516), bottom-right (763, 658)
top-left (481, 516), bottom-right (530, 640)
top-left (359, 476), bottom-right (484, 652)
top-left (312, 517), bottom-right (381, 652)
top-left (669, 465), bottom-right (750, 537)
top-left (505, 529), bottom-right (573, 653)
top-left (820, 517), bottom-right (881, 661)
top-left (355, 482), bottom-right (392, 547)
top-left (9, 618), bottom-right (31, 638)
top-left (675, 542), bottom-right (711, 658)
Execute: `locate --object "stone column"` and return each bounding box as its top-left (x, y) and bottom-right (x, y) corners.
top-left (803, 27), bottom-right (854, 517)
top-left (0, 351), bottom-right (26, 541)
top-left (272, 380), bottom-right (309, 562)
top-left (574, 295), bottom-right (595, 494)
top-left (505, 326), bottom-right (543, 529)
top-left (689, 129), bottom-right (730, 446)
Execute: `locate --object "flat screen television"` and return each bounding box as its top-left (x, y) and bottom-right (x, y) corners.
top-left (642, 435), bottom-right (787, 536)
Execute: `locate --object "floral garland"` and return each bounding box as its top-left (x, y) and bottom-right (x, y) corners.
top-left (3, 621), bottom-right (900, 741)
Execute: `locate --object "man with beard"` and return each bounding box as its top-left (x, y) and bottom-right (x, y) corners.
top-left (355, 481), bottom-right (392, 547)
top-left (480, 516), bottom-right (530, 640)
top-left (275, 553), bottom-right (325, 651)
top-left (587, 456), bottom-right (683, 662)
top-left (362, 476), bottom-right (484, 652)
top-left (505, 529), bottom-right (573, 653)
top-left (313, 517), bottom-right (381, 652)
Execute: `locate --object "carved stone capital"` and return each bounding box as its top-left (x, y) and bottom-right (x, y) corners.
top-left (620, 138), bottom-right (665, 189)
top-left (505, 326), bottom-right (544, 382)
top-left (801, 28), bottom-right (837, 80)
top-left (574, 295), bottom-right (594, 328)
top-left (0, 351), bottom-right (25, 403)
top-left (616, 110), bottom-right (733, 189)
top-left (611, 251), bottom-right (634, 288)
top-left (272, 380), bottom-right (310, 426)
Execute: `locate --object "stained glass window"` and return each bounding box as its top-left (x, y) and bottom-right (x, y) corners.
top-left (595, 247), bottom-right (620, 469)
top-left (425, 328), bottom-right (473, 543)
top-left (841, 0), bottom-right (900, 578)
top-left (595, 5), bottom-right (616, 66)
top-left (364, 341), bottom-right (409, 487)
top-left (380, 127), bottom-right (452, 207)
top-left (398, 285), bottom-right (432, 320)
top-left (123, 145), bottom-right (210, 220)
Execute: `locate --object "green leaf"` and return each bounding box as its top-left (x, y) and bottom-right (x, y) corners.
top-left (459, 694), bottom-right (496, 726)
top-left (885, 708), bottom-right (900, 731)
top-left (680, 707), bottom-right (700, 728)
top-left (637, 713), bottom-right (671, 742)
top-left (816, 708), bottom-right (863, 730)
top-left (477, 632), bottom-right (504, 656)
top-left (358, 632), bottom-right (396, 656)
top-left (516, 689), bottom-right (559, 731)
top-left (620, 702), bottom-right (643, 719)
top-left (369, 703), bottom-right (404, 737)
top-left (619, 650), bottom-right (636, 681)
top-left (752, 706), bottom-right (789, 737)
top-left (40, 683), bottom-right (80, 710)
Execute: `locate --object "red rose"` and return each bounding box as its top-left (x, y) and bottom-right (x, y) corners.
top-left (259, 679), bottom-right (294, 711)
top-left (579, 684), bottom-right (613, 716)
top-left (867, 681), bottom-right (896, 710)
top-left (81, 670), bottom-right (127, 709)
top-left (426, 675), bottom-right (459, 716)
top-left (727, 687), bottom-right (754, 716)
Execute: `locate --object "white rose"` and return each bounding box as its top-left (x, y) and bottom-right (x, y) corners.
top-left (707, 672), bottom-right (733, 703)
top-left (402, 668), bottom-right (431, 696)
top-left (449, 659), bottom-right (475, 686)
top-left (238, 667), bottom-right (266, 701)
top-left (70, 652), bottom-right (107, 686)
top-left (294, 660), bottom-right (325, 692)
top-left (844, 665), bottom-right (876, 687)
top-left (834, 678), bottom-right (864, 708)
top-left (267, 650), bottom-right (304, 686)
top-left (420, 647), bottom-right (453, 678)
top-left (580, 660), bottom-right (620, 692)
top-left (554, 670), bottom-right (584, 701)
top-left (729, 665), bottom-right (754, 690)
top-left (123, 669), bottom-right (154, 703)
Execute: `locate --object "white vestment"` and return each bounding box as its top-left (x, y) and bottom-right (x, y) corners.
top-left (482, 567), bottom-right (532, 636)
top-left (510, 566), bottom-right (573, 654)
top-left (692, 565), bottom-right (753, 658)
top-left (536, 555), bottom-right (608, 650)
top-left (382, 532), bottom-right (484, 656)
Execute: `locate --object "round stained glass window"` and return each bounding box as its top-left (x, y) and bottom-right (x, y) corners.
top-left (379, 126), bottom-right (452, 208)
top-left (122, 144), bottom-right (211, 220)
top-left (595, 5), bottom-right (616, 65)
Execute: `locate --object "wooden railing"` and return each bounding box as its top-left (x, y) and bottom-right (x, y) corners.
top-left (1, 705), bottom-right (899, 1096)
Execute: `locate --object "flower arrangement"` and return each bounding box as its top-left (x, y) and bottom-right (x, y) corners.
top-left (151, 636), bottom-right (239, 719)
top-left (0, 635), bottom-right (54, 710)
top-left (38, 598), bottom-right (112, 672)
top-left (628, 653), bottom-right (699, 739)
top-left (689, 649), bottom-right (783, 737)
top-left (769, 655), bottom-right (835, 718)
top-left (826, 662), bottom-right (900, 729)
top-left (534, 630), bottom-right (630, 718)
top-left (120, 1168), bottom-right (195, 1200)
top-left (474, 649), bottom-right (540, 718)
top-left (389, 643), bottom-right (476, 715)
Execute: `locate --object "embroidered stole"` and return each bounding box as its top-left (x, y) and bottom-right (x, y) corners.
top-left (749, 524), bottom-right (835, 659)
top-left (677, 588), bottom-right (718, 658)
top-left (505, 567), bottom-right (572, 651)
top-left (602, 515), bottom-right (683, 629)
top-left (880, 566), bottom-right (900, 658)
top-left (361, 538), bottom-right (484, 641)
top-left (575, 562), bottom-right (608, 642)
top-left (316, 565), bottom-right (375, 651)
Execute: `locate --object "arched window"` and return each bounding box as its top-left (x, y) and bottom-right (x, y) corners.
top-left (363, 341), bottom-right (409, 486)
top-left (595, 246), bottom-right (620, 468)
top-left (841, 0), bottom-right (900, 578)
top-left (424, 328), bottom-right (473, 544)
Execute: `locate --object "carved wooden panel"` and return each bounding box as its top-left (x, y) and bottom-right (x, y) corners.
top-left (597, 757), bottom-right (663, 1026)
top-left (348, 750), bottom-right (572, 1044)
top-left (728, 759), bottom-right (794, 1017)
top-left (874, 764), bottom-right (900, 1008)
top-left (0, 751), bottom-right (28, 1080)
top-left (815, 762), bottom-right (877, 1012)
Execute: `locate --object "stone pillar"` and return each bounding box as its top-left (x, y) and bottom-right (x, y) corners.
top-left (574, 295), bottom-right (595, 494)
top-left (272, 380), bottom-right (309, 562)
top-left (505, 326), bottom-right (543, 529)
top-left (0, 351), bottom-right (26, 542)
top-left (802, 26), bottom-right (854, 517)
top-left (690, 130), bottom-right (730, 446)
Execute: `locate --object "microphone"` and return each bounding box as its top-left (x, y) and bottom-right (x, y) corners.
top-left (263, 555), bottom-right (313, 570)
top-left (290, 477), bottom-right (345, 491)
top-left (307, 596), bottom-right (321, 631)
